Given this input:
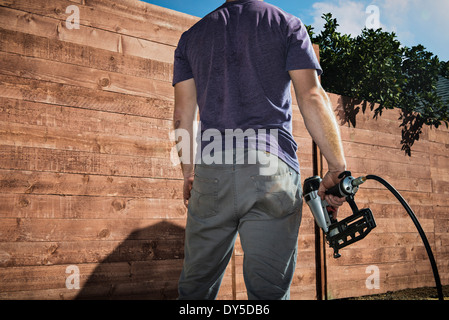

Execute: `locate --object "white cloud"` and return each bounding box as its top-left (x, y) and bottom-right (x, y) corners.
top-left (310, 0), bottom-right (449, 61)
top-left (374, 0), bottom-right (449, 60)
top-left (311, 0), bottom-right (369, 36)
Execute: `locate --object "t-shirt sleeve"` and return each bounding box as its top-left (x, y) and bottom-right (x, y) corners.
top-left (285, 17), bottom-right (323, 76)
top-left (172, 32), bottom-right (194, 86)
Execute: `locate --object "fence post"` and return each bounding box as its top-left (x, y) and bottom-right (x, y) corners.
top-left (313, 135), bottom-right (327, 300)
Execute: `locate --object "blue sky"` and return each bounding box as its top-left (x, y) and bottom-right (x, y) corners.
top-left (141, 0), bottom-right (448, 62)
top-left (141, 1), bottom-right (318, 24)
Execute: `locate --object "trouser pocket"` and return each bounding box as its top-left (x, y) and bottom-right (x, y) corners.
top-left (251, 170), bottom-right (301, 218)
top-left (188, 173), bottom-right (219, 219)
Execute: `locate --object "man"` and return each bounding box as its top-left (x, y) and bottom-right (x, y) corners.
top-left (172, 0), bottom-right (346, 300)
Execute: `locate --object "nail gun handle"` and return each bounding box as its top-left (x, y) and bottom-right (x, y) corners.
top-left (325, 171), bottom-right (355, 198)
top-left (325, 183), bottom-right (345, 197)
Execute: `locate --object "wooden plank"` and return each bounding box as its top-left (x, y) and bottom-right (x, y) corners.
top-left (0, 97), bottom-right (173, 141)
top-left (0, 51), bottom-right (173, 100)
top-left (0, 280), bottom-right (180, 300)
top-left (0, 120), bottom-right (174, 159)
top-left (340, 127), bottom-right (431, 157)
top-left (430, 154), bottom-right (449, 187)
top-left (371, 217), bottom-right (434, 235)
top-left (346, 157), bottom-right (430, 180)
top-left (329, 93), bottom-right (420, 127)
top-left (342, 141), bottom-right (430, 167)
top-left (0, 145), bottom-right (181, 179)
top-left (430, 171), bottom-right (449, 194)
top-left (0, 260), bottom-right (183, 299)
top-left (326, 240), bottom-right (429, 266)
top-left (428, 125), bottom-right (449, 144)
top-left (0, 0), bottom-right (198, 47)
top-left (0, 217), bottom-right (186, 242)
top-left (0, 193), bottom-right (186, 220)
top-left (0, 6), bottom-right (176, 63)
top-left (433, 208), bottom-right (449, 227)
top-left (326, 260), bottom-right (436, 299)
top-left (84, 0), bottom-right (200, 35)
top-left (0, 74), bottom-right (174, 120)
top-left (0, 237), bottom-right (185, 267)
top-left (0, 118), bottom-right (171, 155)
top-left (0, 169), bottom-right (183, 199)
top-left (430, 193), bottom-right (449, 208)
top-left (353, 188), bottom-right (433, 207)
top-left (0, 27), bottom-right (173, 82)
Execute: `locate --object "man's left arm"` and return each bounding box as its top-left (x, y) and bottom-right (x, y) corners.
top-left (173, 78), bottom-right (198, 207)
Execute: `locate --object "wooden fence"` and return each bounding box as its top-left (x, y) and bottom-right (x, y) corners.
top-left (0, 0), bottom-right (447, 300)
top-left (324, 95), bottom-right (449, 299)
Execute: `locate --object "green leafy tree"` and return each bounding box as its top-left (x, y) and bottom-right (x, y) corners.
top-left (307, 13), bottom-right (449, 155)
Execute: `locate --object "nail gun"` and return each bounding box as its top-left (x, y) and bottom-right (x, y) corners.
top-left (303, 171), bottom-right (376, 258)
top-left (303, 171), bottom-right (443, 300)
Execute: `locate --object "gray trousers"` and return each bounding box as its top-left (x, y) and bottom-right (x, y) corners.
top-left (178, 149), bottom-right (303, 300)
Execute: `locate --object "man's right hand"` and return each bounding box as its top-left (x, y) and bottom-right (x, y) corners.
top-left (318, 171), bottom-right (346, 212)
top-left (183, 174), bottom-right (195, 208)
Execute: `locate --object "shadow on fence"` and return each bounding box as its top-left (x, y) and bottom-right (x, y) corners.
top-left (335, 95), bottom-right (423, 156)
top-left (75, 221), bottom-right (185, 300)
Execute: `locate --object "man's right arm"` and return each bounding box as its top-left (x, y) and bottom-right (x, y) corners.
top-left (173, 78), bottom-right (198, 207)
top-left (289, 69), bottom-right (347, 207)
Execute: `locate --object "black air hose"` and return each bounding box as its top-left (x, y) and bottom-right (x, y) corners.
top-left (365, 175), bottom-right (443, 301)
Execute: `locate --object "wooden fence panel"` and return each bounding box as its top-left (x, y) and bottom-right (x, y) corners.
top-left (0, 0), bottom-right (196, 300)
top-left (0, 0), bottom-right (447, 300)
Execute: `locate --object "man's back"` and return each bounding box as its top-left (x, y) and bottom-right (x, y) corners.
top-left (173, 0), bottom-right (322, 172)
top-left (173, 0), bottom-right (347, 301)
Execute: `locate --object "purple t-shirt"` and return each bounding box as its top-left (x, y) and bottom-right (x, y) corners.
top-left (173, 0), bottom-right (322, 173)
